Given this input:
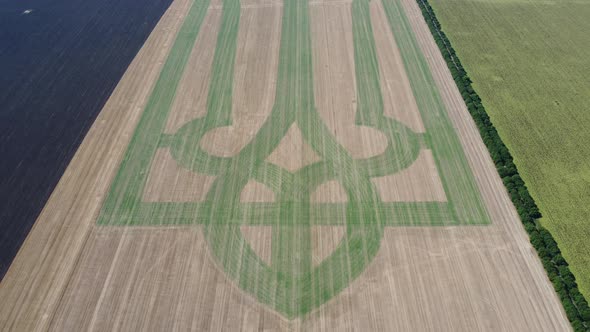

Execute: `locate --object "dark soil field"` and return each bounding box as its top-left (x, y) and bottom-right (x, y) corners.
top-left (0, 0), bottom-right (173, 277)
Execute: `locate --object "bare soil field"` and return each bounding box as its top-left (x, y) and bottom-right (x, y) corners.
top-left (0, 0), bottom-right (570, 330)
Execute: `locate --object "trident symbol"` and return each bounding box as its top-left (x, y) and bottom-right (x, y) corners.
top-left (100, 0), bottom-right (494, 318)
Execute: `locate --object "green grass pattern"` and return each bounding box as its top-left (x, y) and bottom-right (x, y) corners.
top-left (97, 0), bottom-right (490, 318)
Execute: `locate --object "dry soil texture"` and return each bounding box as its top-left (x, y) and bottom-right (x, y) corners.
top-left (0, 0), bottom-right (570, 330)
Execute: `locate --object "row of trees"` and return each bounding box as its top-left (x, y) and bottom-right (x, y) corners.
top-left (415, 0), bottom-right (590, 330)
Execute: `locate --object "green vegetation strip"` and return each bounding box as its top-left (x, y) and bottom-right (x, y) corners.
top-left (379, 0), bottom-right (489, 225)
top-left (98, 0), bottom-right (212, 218)
top-left (415, 0), bottom-right (590, 329)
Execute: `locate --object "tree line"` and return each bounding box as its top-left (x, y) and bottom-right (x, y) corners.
top-left (415, 0), bottom-right (590, 330)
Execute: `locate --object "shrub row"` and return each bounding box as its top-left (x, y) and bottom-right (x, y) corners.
top-left (415, 0), bottom-right (590, 330)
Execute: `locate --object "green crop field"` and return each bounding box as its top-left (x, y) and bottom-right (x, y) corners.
top-left (428, 0), bottom-right (590, 297)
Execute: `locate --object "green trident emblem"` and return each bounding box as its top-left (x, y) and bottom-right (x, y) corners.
top-left (98, 0), bottom-right (489, 319)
